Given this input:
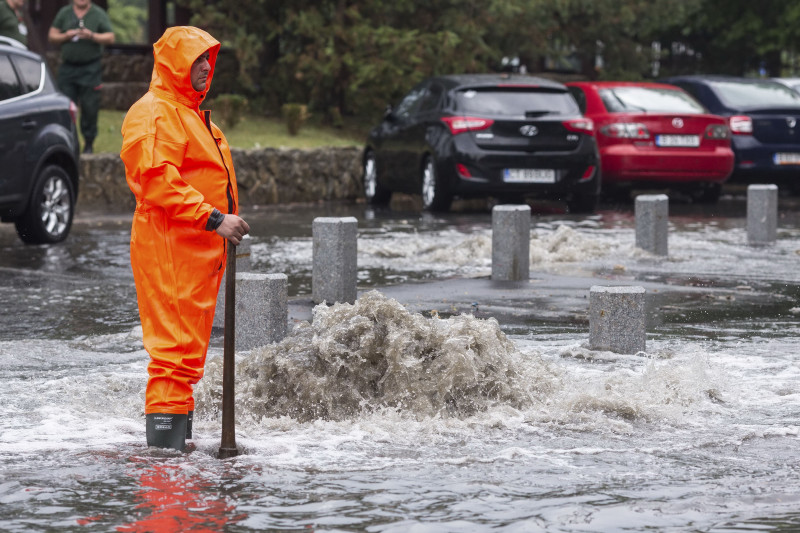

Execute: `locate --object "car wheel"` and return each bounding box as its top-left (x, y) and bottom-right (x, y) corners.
top-left (421, 156), bottom-right (452, 212)
top-left (567, 193), bottom-right (599, 214)
top-left (363, 150), bottom-right (391, 205)
top-left (15, 165), bottom-right (75, 245)
top-left (692, 183), bottom-right (721, 204)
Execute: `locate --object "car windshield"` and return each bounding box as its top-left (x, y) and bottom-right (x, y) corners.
top-left (709, 80), bottom-right (800, 107)
top-left (454, 88), bottom-right (579, 116)
top-left (598, 86), bottom-right (706, 113)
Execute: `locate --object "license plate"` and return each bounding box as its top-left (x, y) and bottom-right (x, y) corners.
top-left (503, 168), bottom-right (556, 183)
top-left (773, 152), bottom-right (800, 165)
top-left (655, 134), bottom-right (700, 147)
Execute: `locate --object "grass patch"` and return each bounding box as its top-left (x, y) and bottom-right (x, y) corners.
top-left (88, 109), bottom-right (368, 154)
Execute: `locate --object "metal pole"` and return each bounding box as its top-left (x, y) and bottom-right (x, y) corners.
top-left (218, 242), bottom-right (238, 459)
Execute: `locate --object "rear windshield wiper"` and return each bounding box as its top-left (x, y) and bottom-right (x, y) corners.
top-left (525, 110), bottom-right (550, 118)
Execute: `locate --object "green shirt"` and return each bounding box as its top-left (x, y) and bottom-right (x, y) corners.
top-left (52, 3), bottom-right (112, 65)
top-left (0, 1), bottom-right (27, 46)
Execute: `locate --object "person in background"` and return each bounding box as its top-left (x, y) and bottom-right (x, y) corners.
top-left (0, 0), bottom-right (27, 46)
top-left (48, 0), bottom-right (114, 154)
top-left (120, 26), bottom-right (250, 451)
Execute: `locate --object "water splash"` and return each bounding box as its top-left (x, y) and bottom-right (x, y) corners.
top-left (196, 291), bottom-right (555, 422)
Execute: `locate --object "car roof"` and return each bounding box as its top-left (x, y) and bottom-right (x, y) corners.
top-left (430, 74), bottom-right (567, 91)
top-left (566, 80), bottom-right (687, 91)
top-left (660, 74), bottom-right (785, 86)
top-left (0, 36), bottom-right (26, 50)
top-left (0, 39), bottom-right (42, 62)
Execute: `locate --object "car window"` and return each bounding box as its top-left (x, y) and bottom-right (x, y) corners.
top-left (709, 80), bottom-right (800, 107)
top-left (0, 54), bottom-right (21, 101)
top-left (12, 55), bottom-right (43, 94)
top-left (567, 86), bottom-right (587, 114)
top-left (418, 83), bottom-right (443, 114)
top-left (454, 88), bottom-right (579, 116)
top-left (394, 84), bottom-right (428, 119)
top-left (598, 86), bottom-right (706, 113)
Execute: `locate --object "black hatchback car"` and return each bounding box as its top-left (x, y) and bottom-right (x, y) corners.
top-left (660, 75), bottom-right (800, 188)
top-left (363, 74), bottom-right (601, 212)
top-left (0, 37), bottom-right (80, 244)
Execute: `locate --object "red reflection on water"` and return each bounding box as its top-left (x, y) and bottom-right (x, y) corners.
top-left (116, 459), bottom-right (244, 532)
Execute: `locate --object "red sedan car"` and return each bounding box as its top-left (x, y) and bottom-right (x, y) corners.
top-left (566, 81), bottom-right (734, 202)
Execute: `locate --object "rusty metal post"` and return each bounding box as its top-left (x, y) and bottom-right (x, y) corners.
top-left (218, 242), bottom-right (239, 459)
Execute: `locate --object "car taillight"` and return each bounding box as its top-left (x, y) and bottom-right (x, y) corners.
top-left (704, 123), bottom-right (730, 139)
top-left (456, 163), bottom-right (472, 177)
top-left (69, 100), bottom-right (78, 124)
top-left (441, 116), bottom-right (494, 135)
top-left (600, 122), bottom-right (650, 139)
top-left (563, 118), bottom-right (594, 134)
top-left (729, 115), bottom-right (752, 135)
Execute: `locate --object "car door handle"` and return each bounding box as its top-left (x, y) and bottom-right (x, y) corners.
top-left (21, 119), bottom-right (37, 130)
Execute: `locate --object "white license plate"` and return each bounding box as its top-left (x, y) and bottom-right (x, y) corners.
top-left (773, 152), bottom-right (800, 165)
top-left (655, 134), bottom-right (700, 147)
top-left (503, 168), bottom-right (556, 183)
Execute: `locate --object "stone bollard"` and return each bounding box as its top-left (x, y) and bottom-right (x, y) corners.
top-left (589, 286), bottom-right (646, 354)
top-left (235, 273), bottom-right (288, 351)
top-left (492, 205), bottom-right (531, 281)
top-left (312, 217), bottom-right (358, 304)
top-left (214, 235), bottom-right (252, 328)
top-left (747, 184), bottom-right (778, 246)
top-left (635, 194), bottom-right (669, 256)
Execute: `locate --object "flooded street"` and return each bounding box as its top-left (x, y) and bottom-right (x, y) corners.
top-left (1, 192), bottom-right (800, 532)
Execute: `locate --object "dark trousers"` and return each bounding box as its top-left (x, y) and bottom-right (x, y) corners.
top-left (60, 80), bottom-right (100, 146)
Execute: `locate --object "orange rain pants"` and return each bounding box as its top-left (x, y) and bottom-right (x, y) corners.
top-left (120, 27), bottom-right (239, 415)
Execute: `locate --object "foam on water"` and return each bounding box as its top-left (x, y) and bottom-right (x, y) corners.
top-left (256, 224), bottom-right (629, 287)
top-left (194, 292), bottom-right (727, 439)
top-left (196, 291), bottom-right (553, 422)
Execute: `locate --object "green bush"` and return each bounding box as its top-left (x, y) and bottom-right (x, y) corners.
top-left (282, 103), bottom-right (310, 136)
top-left (212, 94), bottom-right (249, 130)
top-left (328, 106), bottom-right (344, 129)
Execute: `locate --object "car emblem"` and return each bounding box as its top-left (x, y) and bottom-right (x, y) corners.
top-left (672, 118), bottom-right (684, 128)
top-left (519, 125), bottom-right (539, 137)
top-left (787, 117), bottom-right (797, 129)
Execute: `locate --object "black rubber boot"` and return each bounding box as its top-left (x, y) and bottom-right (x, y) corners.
top-left (186, 410), bottom-right (193, 439)
top-left (146, 413), bottom-right (188, 451)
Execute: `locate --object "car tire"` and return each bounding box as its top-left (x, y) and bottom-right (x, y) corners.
top-left (421, 156), bottom-right (452, 212)
top-left (692, 183), bottom-right (722, 204)
top-left (15, 165), bottom-right (75, 245)
top-left (363, 150), bottom-right (391, 205)
top-left (567, 193), bottom-right (599, 214)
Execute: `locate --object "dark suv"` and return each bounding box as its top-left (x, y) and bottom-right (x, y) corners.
top-left (0, 37), bottom-right (80, 244)
top-left (363, 74), bottom-right (601, 213)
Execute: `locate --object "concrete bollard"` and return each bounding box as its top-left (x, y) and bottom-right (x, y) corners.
top-left (235, 272), bottom-right (288, 351)
top-left (589, 285), bottom-right (646, 354)
top-left (312, 217), bottom-right (358, 304)
top-left (747, 184), bottom-right (778, 246)
top-left (214, 235), bottom-right (252, 328)
top-left (635, 194), bottom-right (669, 256)
top-left (492, 205), bottom-right (531, 281)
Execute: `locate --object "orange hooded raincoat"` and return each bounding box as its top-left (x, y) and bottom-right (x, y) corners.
top-left (120, 26), bottom-right (239, 415)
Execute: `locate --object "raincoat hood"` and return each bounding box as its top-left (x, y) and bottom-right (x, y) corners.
top-left (150, 26), bottom-right (220, 107)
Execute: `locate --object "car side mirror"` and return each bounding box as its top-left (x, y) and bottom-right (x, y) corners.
top-left (383, 105), bottom-right (395, 122)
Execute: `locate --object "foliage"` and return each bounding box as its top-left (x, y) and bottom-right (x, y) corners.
top-left (210, 94), bottom-right (249, 130)
top-left (282, 103), bottom-right (310, 136)
top-left (171, 0), bottom-right (800, 120)
top-left (107, 0), bottom-right (147, 44)
top-left (657, 0), bottom-right (800, 76)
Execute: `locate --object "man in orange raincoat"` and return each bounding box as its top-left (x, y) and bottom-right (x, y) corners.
top-left (121, 26), bottom-right (249, 451)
